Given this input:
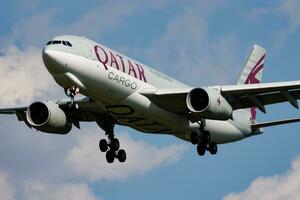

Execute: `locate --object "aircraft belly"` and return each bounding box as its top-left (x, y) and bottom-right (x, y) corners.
top-left (104, 92), bottom-right (199, 135)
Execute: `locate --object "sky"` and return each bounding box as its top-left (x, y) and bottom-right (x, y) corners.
top-left (1, 0), bottom-right (300, 199)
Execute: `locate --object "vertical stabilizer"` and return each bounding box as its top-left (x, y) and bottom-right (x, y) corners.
top-left (236, 44), bottom-right (266, 120)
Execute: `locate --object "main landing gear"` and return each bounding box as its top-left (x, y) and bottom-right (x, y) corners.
top-left (64, 86), bottom-right (126, 164)
top-left (98, 117), bottom-right (126, 163)
top-left (190, 131), bottom-right (218, 156)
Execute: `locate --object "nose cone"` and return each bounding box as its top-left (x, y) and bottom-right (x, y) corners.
top-left (42, 49), bottom-right (66, 75)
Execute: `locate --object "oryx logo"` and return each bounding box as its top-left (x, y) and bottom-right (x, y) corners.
top-left (245, 54), bottom-right (265, 84)
top-left (245, 54), bottom-right (265, 120)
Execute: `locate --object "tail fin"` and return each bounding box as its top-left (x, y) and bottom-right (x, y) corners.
top-left (236, 44), bottom-right (266, 120)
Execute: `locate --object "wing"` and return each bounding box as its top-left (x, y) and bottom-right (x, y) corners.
top-left (0, 106), bottom-right (27, 114)
top-left (140, 80), bottom-right (300, 115)
top-left (0, 97), bottom-right (108, 128)
top-left (220, 80), bottom-right (300, 112)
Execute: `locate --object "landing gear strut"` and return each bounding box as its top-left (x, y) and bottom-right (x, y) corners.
top-left (64, 86), bottom-right (80, 110)
top-left (98, 116), bottom-right (126, 163)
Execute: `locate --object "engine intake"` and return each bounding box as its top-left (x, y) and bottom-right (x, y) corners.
top-left (186, 88), bottom-right (233, 120)
top-left (26, 102), bottom-right (72, 134)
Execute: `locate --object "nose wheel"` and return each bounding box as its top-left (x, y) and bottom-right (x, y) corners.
top-left (98, 117), bottom-right (127, 163)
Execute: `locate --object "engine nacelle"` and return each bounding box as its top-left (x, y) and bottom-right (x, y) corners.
top-left (186, 88), bottom-right (233, 120)
top-left (26, 102), bottom-right (72, 134)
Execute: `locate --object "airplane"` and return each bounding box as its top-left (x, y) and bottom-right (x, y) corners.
top-left (1, 35), bottom-right (300, 164)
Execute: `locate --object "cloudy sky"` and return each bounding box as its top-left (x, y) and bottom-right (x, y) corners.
top-left (1, 0), bottom-right (300, 199)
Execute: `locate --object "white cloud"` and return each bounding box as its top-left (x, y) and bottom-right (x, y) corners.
top-left (23, 181), bottom-right (99, 200)
top-left (17, 0), bottom-right (41, 14)
top-left (0, 130), bottom-right (187, 199)
top-left (8, 8), bottom-right (60, 48)
top-left (4, 0), bottom-right (182, 48)
top-left (223, 156), bottom-right (300, 200)
top-left (0, 174), bottom-right (99, 200)
top-left (66, 0), bottom-right (142, 39)
top-left (65, 133), bottom-right (188, 182)
top-left (279, 0), bottom-right (300, 26)
top-left (0, 171), bottom-right (15, 200)
top-left (0, 46), bottom-right (57, 106)
top-left (249, 0), bottom-right (300, 51)
top-left (274, 0), bottom-right (300, 50)
top-left (145, 1), bottom-right (240, 86)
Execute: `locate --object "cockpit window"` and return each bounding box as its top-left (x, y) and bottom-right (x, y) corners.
top-left (52, 40), bottom-right (61, 44)
top-left (66, 41), bottom-right (72, 47)
top-left (45, 40), bottom-right (72, 47)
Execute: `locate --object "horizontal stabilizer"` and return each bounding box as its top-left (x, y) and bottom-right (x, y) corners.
top-left (252, 117), bottom-right (300, 129)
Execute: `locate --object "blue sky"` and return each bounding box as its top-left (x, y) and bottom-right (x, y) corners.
top-left (1, 0), bottom-right (300, 199)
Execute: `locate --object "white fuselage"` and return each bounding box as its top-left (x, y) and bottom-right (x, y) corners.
top-left (42, 35), bottom-right (253, 144)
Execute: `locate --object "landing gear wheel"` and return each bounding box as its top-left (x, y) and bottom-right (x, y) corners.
top-left (106, 150), bottom-right (115, 163)
top-left (197, 143), bottom-right (206, 156)
top-left (202, 131), bottom-right (211, 144)
top-left (208, 142), bottom-right (217, 155)
top-left (99, 116), bottom-right (128, 163)
top-left (99, 139), bottom-right (108, 152)
top-left (117, 149), bottom-right (127, 163)
top-left (110, 138), bottom-right (120, 151)
top-left (190, 132), bottom-right (199, 145)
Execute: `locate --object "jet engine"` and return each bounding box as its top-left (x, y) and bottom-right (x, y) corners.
top-left (186, 88), bottom-right (233, 120)
top-left (26, 102), bottom-right (72, 134)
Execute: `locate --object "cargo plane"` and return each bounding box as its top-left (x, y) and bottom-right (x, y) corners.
top-left (1, 35), bottom-right (300, 163)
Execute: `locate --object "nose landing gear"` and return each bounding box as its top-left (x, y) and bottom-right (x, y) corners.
top-left (64, 86), bottom-right (80, 110)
